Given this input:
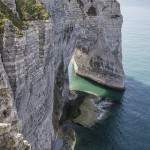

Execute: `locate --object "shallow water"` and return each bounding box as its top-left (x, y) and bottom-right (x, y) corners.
top-left (69, 61), bottom-right (124, 101)
top-left (75, 2), bottom-right (150, 150)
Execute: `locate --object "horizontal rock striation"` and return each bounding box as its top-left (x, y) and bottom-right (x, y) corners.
top-left (0, 0), bottom-right (55, 149)
top-left (0, 44), bottom-right (31, 149)
top-left (0, 19), bottom-right (56, 149)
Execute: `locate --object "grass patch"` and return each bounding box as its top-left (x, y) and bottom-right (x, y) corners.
top-left (0, 0), bottom-right (49, 32)
top-left (16, 0), bottom-right (49, 21)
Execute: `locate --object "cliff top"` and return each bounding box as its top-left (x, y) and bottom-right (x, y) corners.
top-left (0, 0), bottom-right (49, 30)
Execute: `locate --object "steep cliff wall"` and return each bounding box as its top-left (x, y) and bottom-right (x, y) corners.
top-left (0, 1), bottom-right (55, 149)
top-left (0, 0), bottom-right (123, 149)
top-left (73, 0), bottom-right (124, 90)
top-left (0, 23), bottom-right (31, 149)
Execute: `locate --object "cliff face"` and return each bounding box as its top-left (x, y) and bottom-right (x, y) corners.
top-left (1, 21), bottom-right (55, 149)
top-left (0, 24), bottom-right (31, 150)
top-left (73, 0), bottom-right (124, 90)
top-left (0, 1), bottom-right (55, 149)
top-left (0, 0), bottom-right (123, 150)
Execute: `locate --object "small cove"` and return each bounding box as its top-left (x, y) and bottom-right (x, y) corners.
top-left (68, 2), bottom-right (150, 150)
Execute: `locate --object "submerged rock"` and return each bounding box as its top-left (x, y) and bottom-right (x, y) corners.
top-left (73, 95), bottom-right (113, 127)
top-left (61, 127), bottom-right (76, 150)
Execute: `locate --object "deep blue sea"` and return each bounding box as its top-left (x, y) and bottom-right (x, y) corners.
top-left (75, 1), bottom-right (150, 150)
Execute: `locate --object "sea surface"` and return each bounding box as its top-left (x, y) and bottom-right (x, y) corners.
top-left (75, 1), bottom-right (150, 150)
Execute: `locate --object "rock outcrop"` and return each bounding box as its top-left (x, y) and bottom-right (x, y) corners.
top-left (73, 0), bottom-right (124, 90)
top-left (0, 0), bottom-right (123, 149)
top-left (73, 95), bottom-right (113, 127)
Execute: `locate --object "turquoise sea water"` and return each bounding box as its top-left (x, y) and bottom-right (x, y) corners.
top-left (69, 61), bottom-right (124, 101)
top-left (75, 2), bottom-right (150, 150)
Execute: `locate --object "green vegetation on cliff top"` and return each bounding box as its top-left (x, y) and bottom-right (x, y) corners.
top-left (0, 0), bottom-right (49, 30)
top-left (0, 0), bottom-right (23, 31)
top-left (16, 0), bottom-right (49, 21)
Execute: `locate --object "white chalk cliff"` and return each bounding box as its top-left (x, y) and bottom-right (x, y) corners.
top-left (0, 0), bottom-right (124, 149)
top-left (73, 0), bottom-right (124, 89)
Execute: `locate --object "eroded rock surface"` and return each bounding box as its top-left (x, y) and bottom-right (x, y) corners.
top-left (0, 49), bottom-right (31, 150)
top-left (73, 0), bottom-right (124, 90)
top-left (0, 0), bottom-right (123, 149)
